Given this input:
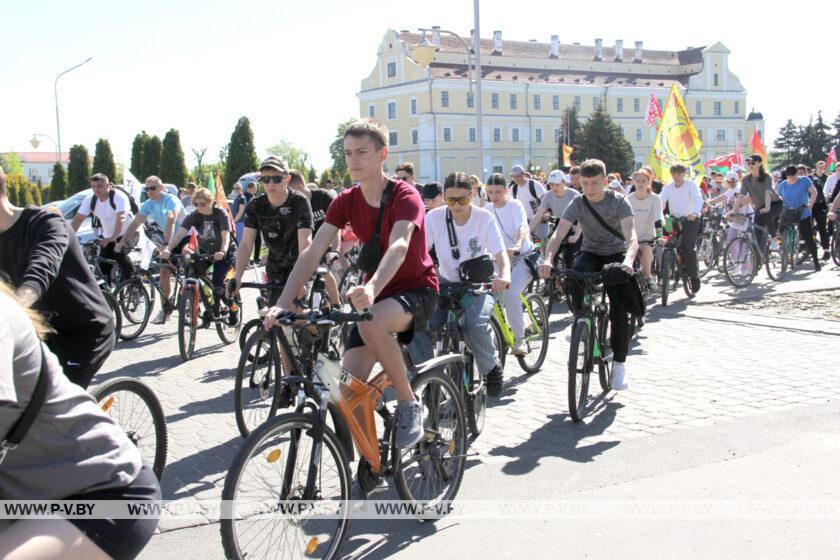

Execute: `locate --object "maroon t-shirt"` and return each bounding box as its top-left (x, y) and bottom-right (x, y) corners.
top-left (325, 180), bottom-right (438, 299)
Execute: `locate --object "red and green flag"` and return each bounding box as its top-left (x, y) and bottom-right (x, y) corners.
top-left (826, 147), bottom-right (837, 172)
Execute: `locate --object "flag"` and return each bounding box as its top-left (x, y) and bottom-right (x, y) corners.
top-left (646, 84), bottom-right (704, 184)
top-left (749, 128), bottom-right (769, 171)
top-left (213, 171), bottom-right (236, 230)
top-left (704, 153), bottom-right (739, 168)
top-left (826, 147), bottom-right (837, 172)
top-left (643, 93), bottom-right (663, 127)
top-left (562, 144), bottom-right (574, 166)
top-left (206, 173), bottom-right (216, 196)
top-left (188, 227), bottom-right (198, 252)
top-left (734, 142), bottom-right (743, 167)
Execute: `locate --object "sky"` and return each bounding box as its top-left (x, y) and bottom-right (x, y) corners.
top-left (2, 0), bottom-right (839, 175)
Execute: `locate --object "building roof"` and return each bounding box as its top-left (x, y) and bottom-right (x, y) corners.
top-left (430, 64), bottom-right (689, 88)
top-left (13, 152), bottom-right (70, 164)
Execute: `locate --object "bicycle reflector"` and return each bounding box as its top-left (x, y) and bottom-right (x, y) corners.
top-left (267, 449), bottom-right (282, 463)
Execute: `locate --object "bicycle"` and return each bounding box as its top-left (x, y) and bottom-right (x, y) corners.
top-left (722, 213), bottom-right (784, 286)
top-left (697, 207), bottom-right (726, 277)
top-left (490, 283), bottom-right (549, 375)
top-left (553, 269), bottom-right (613, 423)
top-left (89, 376), bottom-right (168, 480)
top-left (177, 253), bottom-right (242, 362)
top-left (774, 208), bottom-right (806, 276)
top-left (221, 307), bottom-right (467, 560)
top-left (630, 239), bottom-right (657, 334)
top-left (112, 257), bottom-right (184, 341)
top-left (658, 217), bottom-right (697, 306)
top-left (831, 219), bottom-right (840, 267)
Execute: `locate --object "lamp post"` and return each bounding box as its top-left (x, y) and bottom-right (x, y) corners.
top-left (54, 57), bottom-right (92, 167)
top-left (29, 133), bottom-right (59, 162)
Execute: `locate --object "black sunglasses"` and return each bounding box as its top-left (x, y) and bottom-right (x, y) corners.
top-left (259, 175), bottom-right (286, 184)
top-left (144, 186), bottom-right (158, 192)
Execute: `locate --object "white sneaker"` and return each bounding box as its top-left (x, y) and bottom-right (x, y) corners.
top-left (512, 340), bottom-right (528, 356)
top-left (151, 309), bottom-right (170, 325)
top-left (612, 362), bottom-right (629, 391)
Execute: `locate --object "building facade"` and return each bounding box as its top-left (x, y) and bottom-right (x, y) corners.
top-left (358, 29), bottom-right (765, 183)
top-left (12, 152), bottom-right (70, 186)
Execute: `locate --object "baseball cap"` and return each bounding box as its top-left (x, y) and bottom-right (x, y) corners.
top-left (731, 164), bottom-right (743, 173)
top-left (258, 156), bottom-right (289, 173)
top-left (609, 180), bottom-right (624, 190)
top-left (725, 171), bottom-right (739, 181)
top-left (422, 182), bottom-right (443, 200)
top-left (564, 174), bottom-right (572, 183)
top-left (548, 170), bottom-right (566, 184)
top-left (511, 164), bottom-right (525, 176)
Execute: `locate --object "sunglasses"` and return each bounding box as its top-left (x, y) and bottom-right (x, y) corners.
top-left (194, 202), bottom-right (209, 208)
top-left (445, 196), bottom-right (471, 207)
top-left (144, 186), bottom-right (158, 192)
top-left (259, 175), bottom-right (286, 184)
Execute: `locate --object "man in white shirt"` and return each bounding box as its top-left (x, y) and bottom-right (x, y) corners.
top-left (71, 173), bottom-right (135, 281)
top-left (659, 164), bottom-right (704, 292)
top-left (823, 166), bottom-right (840, 203)
top-left (510, 164), bottom-right (548, 242)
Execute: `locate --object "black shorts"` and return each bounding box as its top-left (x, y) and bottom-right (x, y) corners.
top-left (67, 465), bottom-right (160, 560)
top-left (266, 269), bottom-right (292, 305)
top-left (45, 324), bottom-right (116, 389)
top-left (346, 287), bottom-right (438, 351)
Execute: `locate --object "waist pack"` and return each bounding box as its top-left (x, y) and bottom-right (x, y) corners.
top-left (459, 254), bottom-right (495, 283)
top-left (780, 208), bottom-right (803, 225)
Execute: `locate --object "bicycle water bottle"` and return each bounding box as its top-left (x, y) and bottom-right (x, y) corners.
top-left (202, 282), bottom-right (214, 303)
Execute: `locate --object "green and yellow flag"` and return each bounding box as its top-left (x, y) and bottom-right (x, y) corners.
top-left (647, 84), bottom-right (704, 184)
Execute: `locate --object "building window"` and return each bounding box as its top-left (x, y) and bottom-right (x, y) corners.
top-left (491, 93), bottom-right (499, 109)
top-left (389, 131), bottom-right (398, 146)
top-left (410, 98), bottom-right (417, 115)
top-left (553, 95), bottom-right (560, 110)
top-left (698, 130), bottom-right (703, 141)
top-left (510, 94), bottom-right (517, 110)
top-left (617, 98), bottom-right (624, 112)
top-left (368, 104), bottom-right (375, 118)
top-left (695, 101), bottom-right (702, 115)
top-left (411, 129), bottom-right (418, 145)
top-left (634, 98), bottom-right (640, 112)
top-left (443, 127), bottom-right (452, 142)
top-left (512, 128), bottom-right (520, 142)
top-left (716, 130), bottom-right (726, 142)
top-left (468, 127), bottom-right (476, 143)
top-left (386, 62), bottom-right (396, 78)
top-left (493, 128), bottom-right (501, 142)
top-left (574, 96), bottom-right (581, 111)
top-left (714, 101), bottom-right (722, 116)
top-left (636, 128), bottom-right (643, 141)
top-left (493, 165), bottom-right (504, 174)
top-left (533, 95), bottom-right (541, 110)
top-left (535, 128), bottom-right (543, 143)
top-left (734, 101), bottom-right (740, 115)
top-left (737, 129), bottom-right (743, 142)
top-left (387, 102), bottom-right (396, 120)
top-left (441, 91), bottom-right (449, 108)
top-left (714, 73), bottom-right (719, 87)
top-left (592, 96), bottom-right (599, 110)
top-left (466, 92), bottom-right (474, 108)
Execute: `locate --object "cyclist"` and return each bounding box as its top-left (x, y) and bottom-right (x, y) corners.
top-left (708, 172), bottom-right (754, 276)
top-left (509, 164), bottom-right (548, 243)
top-left (627, 167), bottom-right (664, 290)
top-left (803, 163), bottom-right (831, 261)
top-left (0, 167), bottom-right (114, 389)
top-left (659, 164), bottom-right (704, 293)
top-left (735, 154), bottom-right (781, 252)
top-left (422, 182), bottom-right (445, 211)
top-left (419, 172), bottom-right (511, 396)
top-left (469, 174), bottom-right (488, 207)
top-left (778, 164), bottom-right (820, 272)
top-left (71, 173), bottom-right (136, 282)
top-left (538, 159), bottom-right (639, 390)
top-left (529, 170), bottom-right (580, 266)
top-left (160, 187), bottom-right (239, 323)
top-left (486, 172), bottom-right (535, 357)
top-left (264, 119), bottom-right (439, 449)
top-left (117, 175), bottom-right (187, 324)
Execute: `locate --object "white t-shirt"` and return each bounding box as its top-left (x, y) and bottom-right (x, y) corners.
top-left (627, 192), bottom-right (663, 242)
top-left (487, 199), bottom-right (534, 254)
top-left (512, 180), bottom-right (547, 220)
top-left (724, 188), bottom-right (753, 231)
top-left (425, 206), bottom-right (505, 282)
top-left (78, 190), bottom-right (132, 239)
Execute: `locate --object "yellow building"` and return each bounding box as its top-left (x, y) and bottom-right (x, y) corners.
top-left (358, 29), bottom-right (765, 182)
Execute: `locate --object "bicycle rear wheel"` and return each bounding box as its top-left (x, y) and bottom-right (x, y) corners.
top-left (221, 413), bottom-right (351, 560)
top-left (90, 377), bottom-right (167, 480)
top-left (568, 318), bottom-right (592, 423)
top-left (660, 250), bottom-right (671, 306)
top-left (177, 288), bottom-right (198, 361)
top-left (114, 278), bottom-right (151, 341)
top-left (216, 296), bottom-right (242, 344)
top-left (516, 294), bottom-right (550, 374)
top-left (235, 330), bottom-right (282, 438)
top-left (766, 236), bottom-right (787, 281)
top-left (723, 237), bottom-right (756, 287)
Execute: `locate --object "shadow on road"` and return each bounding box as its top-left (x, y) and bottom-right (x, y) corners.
top-left (162, 436), bottom-right (242, 500)
top-left (342, 517), bottom-right (446, 560)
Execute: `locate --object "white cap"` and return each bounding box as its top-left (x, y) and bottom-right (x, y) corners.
top-left (564, 174), bottom-right (572, 184)
top-left (731, 164), bottom-right (743, 172)
top-left (725, 171), bottom-right (739, 181)
top-left (609, 179), bottom-right (624, 190)
top-left (772, 171), bottom-right (782, 178)
top-left (548, 170), bottom-right (565, 184)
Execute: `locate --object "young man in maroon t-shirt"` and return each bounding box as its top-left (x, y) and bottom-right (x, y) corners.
top-left (265, 119), bottom-right (438, 448)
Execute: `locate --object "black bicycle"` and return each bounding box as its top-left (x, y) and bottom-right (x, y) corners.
top-left (659, 216), bottom-right (697, 306)
top-left (112, 257), bottom-right (184, 341)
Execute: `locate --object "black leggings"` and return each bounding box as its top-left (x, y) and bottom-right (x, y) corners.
top-left (794, 217), bottom-right (820, 268)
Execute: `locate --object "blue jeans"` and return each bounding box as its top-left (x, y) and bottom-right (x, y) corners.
top-left (407, 287), bottom-right (500, 376)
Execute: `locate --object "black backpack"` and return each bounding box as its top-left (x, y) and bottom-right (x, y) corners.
top-left (511, 179), bottom-right (542, 202)
top-left (89, 186), bottom-right (140, 216)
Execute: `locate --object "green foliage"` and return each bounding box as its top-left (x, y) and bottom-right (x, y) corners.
top-left (5, 178), bottom-right (19, 205)
top-left (318, 169), bottom-right (332, 188)
top-left (266, 139), bottom-right (310, 174)
top-left (329, 118), bottom-right (356, 177)
top-left (49, 162), bottom-right (67, 201)
top-left (0, 152), bottom-right (24, 175)
top-left (770, 119), bottom-right (800, 165)
top-left (573, 104), bottom-right (635, 177)
top-left (92, 138), bottom-right (117, 182)
top-left (307, 167), bottom-right (317, 183)
top-left (140, 135), bottom-right (161, 181)
top-left (224, 117), bottom-right (258, 189)
top-left (33, 179), bottom-right (43, 205)
top-left (67, 144), bottom-right (90, 194)
top-left (5, 175), bottom-right (33, 206)
top-left (800, 112), bottom-right (833, 165)
top-left (832, 112), bottom-right (840, 150)
top-left (190, 147), bottom-right (208, 185)
top-left (342, 170), bottom-right (352, 188)
top-left (130, 131), bottom-right (148, 178)
top-left (160, 129), bottom-right (187, 188)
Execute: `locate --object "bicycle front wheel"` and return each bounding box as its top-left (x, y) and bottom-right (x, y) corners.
top-left (177, 288), bottom-right (198, 361)
top-left (235, 330), bottom-right (282, 438)
top-left (766, 236), bottom-right (787, 281)
top-left (723, 237), bottom-right (756, 287)
top-left (831, 227), bottom-right (840, 267)
top-left (696, 233), bottom-right (713, 278)
top-left (464, 350), bottom-right (486, 437)
top-left (516, 294), bottom-right (550, 374)
top-left (221, 413), bottom-right (352, 560)
top-left (597, 313), bottom-right (613, 392)
top-left (568, 318), bottom-right (592, 423)
top-left (216, 296), bottom-right (242, 344)
top-left (490, 316), bottom-right (506, 369)
top-left (114, 278), bottom-right (151, 341)
top-left (660, 250), bottom-right (671, 306)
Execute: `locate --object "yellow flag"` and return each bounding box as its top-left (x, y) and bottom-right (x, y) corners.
top-left (562, 144), bottom-right (574, 166)
top-left (646, 84), bottom-right (704, 184)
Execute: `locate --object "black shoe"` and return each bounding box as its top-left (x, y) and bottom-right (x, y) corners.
top-left (815, 262), bottom-right (822, 272)
top-left (486, 366), bottom-right (503, 397)
top-left (691, 276), bottom-right (701, 293)
top-left (821, 251), bottom-right (830, 261)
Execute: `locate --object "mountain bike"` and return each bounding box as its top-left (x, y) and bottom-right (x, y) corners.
top-left (774, 208), bottom-right (806, 276)
top-left (697, 207), bottom-right (726, 277)
top-left (491, 287), bottom-right (549, 374)
top-left (112, 258), bottom-right (184, 341)
top-left (658, 217), bottom-right (696, 306)
top-left (221, 307), bottom-right (467, 560)
top-left (722, 213), bottom-right (783, 286)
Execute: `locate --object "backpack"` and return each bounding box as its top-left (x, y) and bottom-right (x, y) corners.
top-left (89, 186), bottom-right (140, 216)
top-left (511, 179), bottom-right (541, 202)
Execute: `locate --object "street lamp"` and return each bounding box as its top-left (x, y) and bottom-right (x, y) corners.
top-left (55, 57), bottom-right (93, 167)
top-left (30, 133), bottom-right (59, 161)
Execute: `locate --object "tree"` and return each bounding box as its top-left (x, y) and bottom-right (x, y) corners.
top-left (67, 144), bottom-right (90, 194)
top-left (139, 135), bottom-right (161, 181)
top-left (266, 139), bottom-right (311, 174)
top-left (0, 152), bottom-right (24, 175)
top-left (329, 118), bottom-right (356, 177)
top-left (770, 119), bottom-right (801, 166)
top-left (831, 112), bottom-right (840, 151)
top-left (308, 166), bottom-right (317, 183)
top-left (130, 131), bottom-right (148, 178)
top-left (342, 170), bottom-right (352, 188)
top-left (160, 129), bottom-right (187, 188)
top-left (573, 104), bottom-right (635, 177)
top-left (191, 147), bottom-right (208, 185)
top-left (6, 177), bottom-right (19, 205)
top-left (318, 169), bottom-right (332, 188)
top-left (50, 162), bottom-right (67, 201)
top-left (800, 112), bottom-right (833, 165)
top-left (32, 179), bottom-right (43, 206)
top-left (224, 117), bottom-right (258, 190)
top-left (92, 138), bottom-right (117, 181)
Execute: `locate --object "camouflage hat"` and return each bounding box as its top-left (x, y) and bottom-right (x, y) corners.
top-left (258, 156), bottom-right (289, 173)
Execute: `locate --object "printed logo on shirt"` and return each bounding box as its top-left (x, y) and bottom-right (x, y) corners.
top-left (468, 237), bottom-right (480, 258)
top-left (279, 207), bottom-right (291, 216)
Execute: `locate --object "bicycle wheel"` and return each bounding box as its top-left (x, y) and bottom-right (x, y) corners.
top-left (221, 413), bottom-right (351, 560)
top-left (235, 330), bottom-right (282, 438)
top-left (696, 233), bottom-right (713, 278)
top-left (216, 296), bottom-right (242, 344)
top-left (490, 316), bottom-right (506, 369)
top-left (660, 249), bottom-right (671, 306)
top-left (832, 227), bottom-right (840, 267)
top-left (394, 369), bottom-right (466, 511)
top-left (177, 288), bottom-right (198, 361)
top-left (464, 349), bottom-right (486, 437)
top-left (90, 377), bottom-right (168, 480)
top-left (114, 279), bottom-right (151, 341)
top-left (597, 313), bottom-right (613, 392)
top-left (765, 236), bottom-right (787, 281)
top-left (788, 228), bottom-right (800, 272)
top-left (238, 318), bottom-right (269, 364)
top-left (682, 264), bottom-right (696, 298)
top-left (723, 237), bottom-right (756, 287)
top-left (516, 294), bottom-right (550, 374)
top-left (568, 318), bottom-right (592, 423)
top-left (101, 289), bottom-right (122, 342)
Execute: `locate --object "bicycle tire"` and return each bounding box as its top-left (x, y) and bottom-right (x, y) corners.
top-left (723, 237), bottom-right (756, 288)
top-left (90, 377), bottom-right (167, 480)
top-left (597, 312), bottom-right (613, 392)
top-left (660, 249), bottom-right (671, 306)
top-left (682, 265), bottom-right (696, 298)
top-left (234, 330), bottom-right (281, 438)
top-left (831, 227), bottom-right (840, 267)
top-left (394, 369), bottom-right (467, 512)
top-left (490, 316), bottom-right (506, 369)
top-left (765, 236), bottom-right (787, 281)
top-left (101, 289), bottom-right (122, 342)
top-left (114, 278), bottom-right (151, 341)
top-left (568, 318), bottom-right (591, 423)
top-left (789, 228), bottom-right (800, 272)
top-left (697, 233), bottom-right (712, 278)
top-left (221, 413), bottom-right (351, 560)
top-left (177, 288), bottom-right (197, 361)
top-left (464, 349), bottom-right (486, 438)
top-left (216, 296), bottom-right (242, 344)
top-left (238, 318), bottom-right (270, 364)
top-left (516, 294), bottom-right (550, 374)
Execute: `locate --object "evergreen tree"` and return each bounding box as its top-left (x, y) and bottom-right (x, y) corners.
top-left (130, 131), bottom-right (148, 178)
top-left (329, 118), bottom-right (356, 177)
top-left (140, 135), bottom-right (161, 180)
top-left (0, 152), bottom-right (24, 175)
top-left (159, 129), bottom-right (187, 188)
top-left (318, 169), bottom-right (332, 188)
top-left (800, 111), bottom-right (833, 165)
top-left (831, 112), bottom-right (840, 151)
top-left (308, 167), bottom-right (317, 183)
top-left (67, 144), bottom-right (90, 194)
top-left (33, 179), bottom-right (43, 205)
top-left (771, 119), bottom-right (801, 165)
top-left (6, 179), bottom-right (19, 206)
top-left (573, 104), bottom-right (635, 177)
top-left (21, 181), bottom-right (36, 205)
top-left (342, 170), bottom-right (352, 188)
top-left (92, 138), bottom-right (117, 181)
top-left (50, 162), bottom-right (67, 201)
top-left (224, 117), bottom-right (258, 190)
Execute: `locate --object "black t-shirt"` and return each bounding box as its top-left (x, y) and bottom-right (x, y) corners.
top-left (309, 188), bottom-right (336, 233)
top-left (181, 206), bottom-right (232, 254)
top-left (0, 208), bottom-right (111, 335)
top-left (243, 191), bottom-right (313, 274)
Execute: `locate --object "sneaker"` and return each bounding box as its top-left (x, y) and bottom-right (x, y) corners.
top-left (612, 362), bottom-right (629, 391)
top-left (486, 366), bottom-right (503, 397)
top-left (645, 278), bottom-right (656, 292)
top-left (150, 309), bottom-right (170, 324)
top-left (815, 262), bottom-right (822, 272)
top-left (394, 399), bottom-right (428, 449)
top-left (512, 340), bottom-right (528, 356)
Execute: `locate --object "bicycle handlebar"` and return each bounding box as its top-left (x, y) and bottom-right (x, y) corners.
top-left (274, 308), bottom-right (373, 327)
top-left (550, 268), bottom-right (605, 282)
